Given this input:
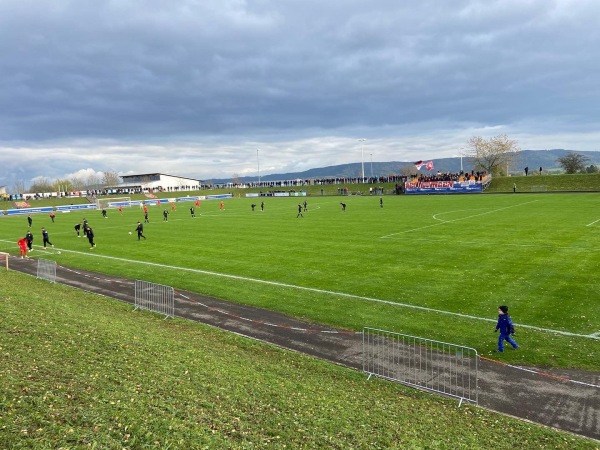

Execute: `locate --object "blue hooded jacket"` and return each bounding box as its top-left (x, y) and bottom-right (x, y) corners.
top-left (495, 314), bottom-right (515, 335)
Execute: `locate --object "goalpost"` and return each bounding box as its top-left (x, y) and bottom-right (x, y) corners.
top-left (96, 197), bottom-right (132, 209)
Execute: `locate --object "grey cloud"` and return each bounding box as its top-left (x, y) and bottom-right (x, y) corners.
top-left (1, 1), bottom-right (599, 188)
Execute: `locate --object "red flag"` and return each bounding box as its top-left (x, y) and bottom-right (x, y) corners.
top-left (426, 161), bottom-right (434, 171)
top-left (414, 160), bottom-right (424, 170)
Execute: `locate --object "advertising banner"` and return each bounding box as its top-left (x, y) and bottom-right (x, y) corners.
top-left (405, 181), bottom-right (483, 194)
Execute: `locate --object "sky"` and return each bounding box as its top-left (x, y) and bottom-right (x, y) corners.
top-left (1, 0), bottom-right (600, 189)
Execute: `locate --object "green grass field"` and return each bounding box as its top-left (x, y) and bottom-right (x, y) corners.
top-left (3, 272), bottom-right (596, 449)
top-left (1, 192), bottom-right (599, 370)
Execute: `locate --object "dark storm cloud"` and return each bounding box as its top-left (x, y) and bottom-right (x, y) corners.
top-left (1, 0), bottom-right (599, 188)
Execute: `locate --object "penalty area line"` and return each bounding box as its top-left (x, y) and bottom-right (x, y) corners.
top-left (52, 247), bottom-right (600, 342)
top-left (381, 200), bottom-right (539, 238)
top-left (586, 218), bottom-right (600, 227)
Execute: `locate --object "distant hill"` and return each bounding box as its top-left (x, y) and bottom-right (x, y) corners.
top-left (208, 149), bottom-right (600, 183)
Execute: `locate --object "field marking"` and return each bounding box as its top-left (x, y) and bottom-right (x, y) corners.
top-left (381, 200), bottom-right (539, 238)
top-left (4, 241), bottom-right (596, 342)
top-left (377, 236), bottom-right (598, 252)
top-left (586, 218), bottom-right (600, 227)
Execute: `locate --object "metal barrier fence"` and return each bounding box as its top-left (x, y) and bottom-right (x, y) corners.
top-left (363, 327), bottom-right (478, 405)
top-left (36, 258), bottom-right (57, 283)
top-left (134, 280), bottom-right (175, 318)
top-left (0, 252), bottom-right (8, 271)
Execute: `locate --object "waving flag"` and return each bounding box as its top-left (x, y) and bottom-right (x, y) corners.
top-left (426, 161), bottom-right (434, 171)
top-left (414, 160), bottom-right (424, 170)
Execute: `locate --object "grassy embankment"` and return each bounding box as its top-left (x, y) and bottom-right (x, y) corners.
top-left (1, 271), bottom-right (597, 449)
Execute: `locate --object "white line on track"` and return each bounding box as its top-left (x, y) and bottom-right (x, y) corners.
top-left (4, 238), bottom-right (595, 342)
top-left (380, 200), bottom-right (539, 238)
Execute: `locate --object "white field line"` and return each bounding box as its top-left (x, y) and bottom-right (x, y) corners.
top-left (381, 200), bottom-right (539, 238)
top-left (3, 238), bottom-right (597, 342)
top-left (586, 218), bottom-right (600, 227)
top-left (378, 236), bottom-right (596, 252)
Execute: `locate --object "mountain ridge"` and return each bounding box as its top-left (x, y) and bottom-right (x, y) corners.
top-left (209, 149), bottom-right (600, 183)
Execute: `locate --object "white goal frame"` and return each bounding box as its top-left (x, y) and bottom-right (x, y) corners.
top-left (96, 197), bottom-right (132, 209)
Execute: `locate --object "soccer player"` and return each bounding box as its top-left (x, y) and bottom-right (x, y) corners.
top-left (41, 227), bottom-right (54, 248)
top-left (27, 214), bottom-right (32, 227)
top-left (297, 204), bottom-right (303, 218)
top-left (49, 211), bottom-right (56, 222)
top-left (195, 199), bottom-right (200, 208)
top-left (190, 207), bottom-right (196, 217)
top-left (219, 201), bottom-right (224, 210)
top-left (251, 204), bottom-right (256, 211)
top-left (118, 205), bottom-right (123, 214)
top-left (261, 201), bottom-right (264, 211)
top-left (17, 237), bottom-right (28, 258)
top-left (171, 202), bottom-right (176, 212)
top-left (340, 202), bottom-right (346, 212)
top-left (25, 230), bottom-right (34, 251)
top-left (144, 211), bottom-right (150, 223)
top-left (135, 221), bottom-right (146, 240)
top-left (82, 218), bottom-right (89, 237)
top-left (86, 226), bottom-right (96, 249)
top-left (101, 208), bottom-right (107, 218)
top-left (163, 209), bottom-right (169, 222)
top-left (74, 222), bottom-right (82, 237)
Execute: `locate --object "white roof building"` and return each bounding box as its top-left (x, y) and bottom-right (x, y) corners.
top-left (117, 173), bottom-right (202, 192)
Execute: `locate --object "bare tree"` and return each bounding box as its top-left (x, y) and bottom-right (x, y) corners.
top-left (86, 173), bottom-right (102, 189)
top-left (466, 134), bottom-right (520, 175)
top-left (102, 171), bottom-right (121, 187)
top-left (400, 165), bottom-right (416, 177)
top-left (70, 177), bottom-right (86, 190)
top-left (231, 173), bottom-right (241, 186)
top-left (30, 177), bottom-right (53, 193)
top-left (12, 180), bottom-right (27, 195)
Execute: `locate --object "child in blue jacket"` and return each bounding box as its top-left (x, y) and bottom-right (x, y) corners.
top-left (495, 305), bottom-right (519, 352)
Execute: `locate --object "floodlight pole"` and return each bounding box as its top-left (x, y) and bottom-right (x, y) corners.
top-left (257, 149), bottom-right (260, 185)
top-left (370, 153), bottom-right (373, 179)
top-left (358, 139), bottom-right (366, 182)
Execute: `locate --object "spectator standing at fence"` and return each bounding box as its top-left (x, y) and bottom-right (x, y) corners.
top-left (86, 226), bottom-right (96, 249)
top-left (524, 166), bottom-right (529, 176)
top-left (74, 222), bottom-right (82, 237)
top-left (27, 214), bottom-right (32, 227)
top-left (41, 227), bottom-right (54, 248)
top-left (25, 230), bottom-right (34, 252)
top-left (135, 221), bottom-right (146, 240)
top-left (495, 305), bottom-right (518, 352)
top-left (49, 211), bottom-right (56, 223)
top-left (539, 166), bottom-right (543, 175)
top-left (297, 204), bottom-right (304, 218)
top-left (18, 237), bottom-right (28, 258)
top-left (513, 183), bottom-right (517, 193)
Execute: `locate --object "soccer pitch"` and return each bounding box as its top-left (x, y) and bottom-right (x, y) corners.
top-left (1, 193), bottom-right (599, 370)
